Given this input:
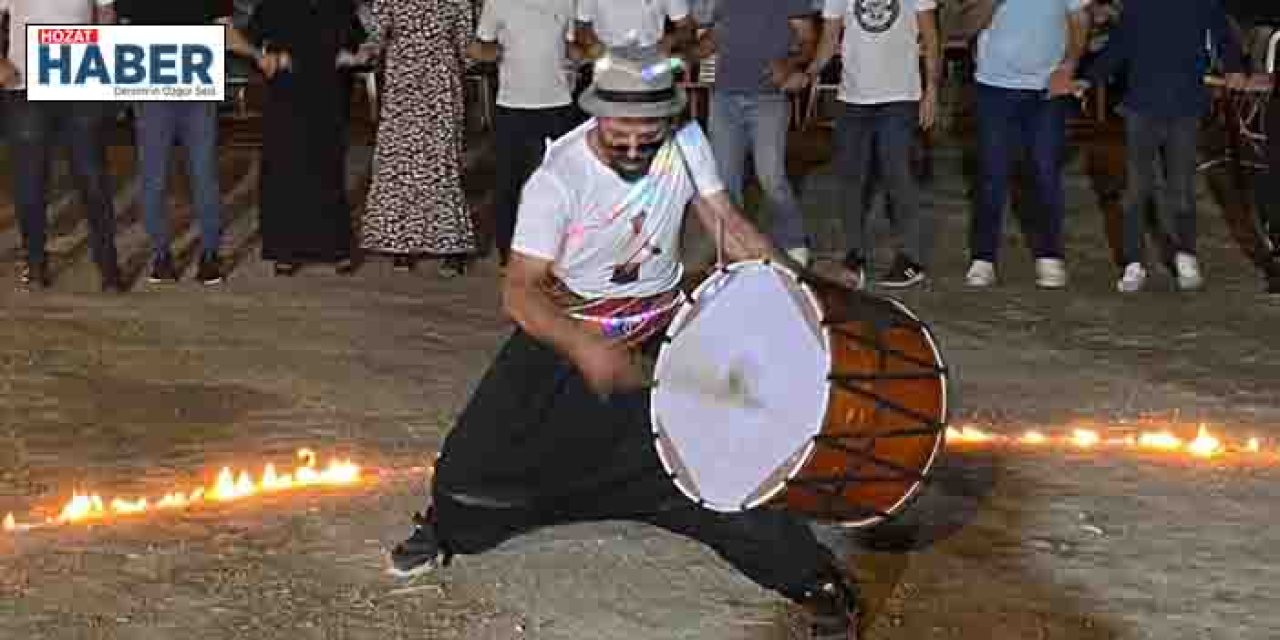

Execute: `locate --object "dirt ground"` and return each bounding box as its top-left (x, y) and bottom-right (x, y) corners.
top-left (1, 97), bottom-right (1279, 640)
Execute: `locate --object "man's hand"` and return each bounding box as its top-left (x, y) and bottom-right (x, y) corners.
top-left (1226, 72), bottom-right (1247, 91)
top-left (1048, 63), bottom-right (1077, 97)
top-left (919, 89), bottom-right (938, 130)
top-left (574, 337), bottom-right (647, 397)
top-left (0, 58), bottom-right (18, 89)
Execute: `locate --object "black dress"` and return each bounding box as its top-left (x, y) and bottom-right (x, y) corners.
top-left (248, 0), bottom-right (364, 264)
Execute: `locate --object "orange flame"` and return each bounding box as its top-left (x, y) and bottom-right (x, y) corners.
top-left (1137, 431), bottom-right (1183, 451)
top-left (2, 513), bottom-right (14, 532)
top-left (23, 449), bottom-right (362, 528)
top-left (1020, 431), bottom-right (1048, 445)
top-left (943, 422), bottom-right (1268, 460)
top-left (946, 425), bottom-right (996, 443)
top-left (1071, 429), bottom-right (1101, 448)
top-left (1187, 425), bottom-right (1224, 458)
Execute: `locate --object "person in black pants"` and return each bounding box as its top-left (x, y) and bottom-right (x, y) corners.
top-left (1226, 0), bottom-right (1280, 291)
top-left (468, 0), bottom-right (584, 267)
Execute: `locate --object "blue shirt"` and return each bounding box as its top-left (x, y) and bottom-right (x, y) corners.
top-left (713, 0), bottom-right (816, 94)
top-left (1087, 0), bottom-right (1242, 119)
top-left (976, 0), bottom-right (1087, 91)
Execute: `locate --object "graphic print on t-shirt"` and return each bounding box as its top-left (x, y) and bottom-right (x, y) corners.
top-left (610, 210), bottom-right (665, 285)
top-left (856, 0), bottom-right (901, 33)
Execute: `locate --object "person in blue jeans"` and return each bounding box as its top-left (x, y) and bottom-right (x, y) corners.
top-left (697, 0), bottom-right (817, 267)
top-left (810, 0), bottom-right (941, 290)
top-left (1078, 0), bottom-right (1244, 293)
top-left (0, 0), bottom-right (121, 292)
top-left (117, 0), bottom-right (243, 285)
top-left (965, 0), bottom-right (1089, 290)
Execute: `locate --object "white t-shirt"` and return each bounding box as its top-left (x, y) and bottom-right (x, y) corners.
top-left (823, 0), bottom-right (935, 105)
top-left (476, 0), bottom-right (576, 109)
top-left (1, 0), bottom-right (112, 92)
top-left (512, 119), bottom-right (725, 300)
top-left (577, 0), bottom-right (690, 49)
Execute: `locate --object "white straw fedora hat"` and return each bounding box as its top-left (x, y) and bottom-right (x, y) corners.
top-left (578, 46), bottom-right (688, 119)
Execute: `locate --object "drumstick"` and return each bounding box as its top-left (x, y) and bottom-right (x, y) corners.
top-left (671, 127), bottom-right (727, 269)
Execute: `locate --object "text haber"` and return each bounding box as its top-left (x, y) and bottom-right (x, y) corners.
top-left (38, 29), bottom-right (99, 45)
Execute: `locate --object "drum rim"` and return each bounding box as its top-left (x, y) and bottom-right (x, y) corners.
top-left (651, 259), bottom-right (833, 512)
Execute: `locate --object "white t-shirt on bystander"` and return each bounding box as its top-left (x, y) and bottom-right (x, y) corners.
top-left (476, 0), bottom-right (576, 109)
top-left (512, 119), bottom-right (725, 300)
top-left (823, 0), bottom-right (936, 105)
top-left (577, 0), bottom-right (690, 49)
top-left (1, 0), bottom-right (113, 92)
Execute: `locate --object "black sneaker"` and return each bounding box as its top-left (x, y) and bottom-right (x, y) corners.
top-left (148, 252), bottom-right (179, 284)
top-left (841, 251), bottom-right (867, 291)
top-left (196, 251), bottom-right (224, 285)
top-left (18, 261), bottom-right (51, 290)
top-left (795, 569), bottom-right (861, 639)
top-left (387, 509), bottom-right (451, 578)
top-left (878, 255), bottom-right (927, 289)
top-left (100, 263), bottom-right (126, 294)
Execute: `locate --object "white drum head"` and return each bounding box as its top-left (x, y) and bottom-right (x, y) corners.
top-left (651, 261), bottom-right (831, 512)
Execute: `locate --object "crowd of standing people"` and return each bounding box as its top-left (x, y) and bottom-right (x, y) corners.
top-left (1, 0), bottom-right (1278, 294)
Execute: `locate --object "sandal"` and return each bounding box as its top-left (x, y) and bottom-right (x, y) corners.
top-left (392, 255), bottom-right (416, 272)
top-left (437, 256), bottom-right (468, 279)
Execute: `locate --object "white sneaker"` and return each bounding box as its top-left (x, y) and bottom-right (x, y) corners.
top-left (965, 260), bottom-right (996, 288)
top-left (1035, 258), bottom-right (1068, 289)
top-left (786, 247), bottom-right (811, 269)
top-left (1173, 252), bottom-right (1203, 291)
top-left (1116, 262), bottom-right (1147, 293)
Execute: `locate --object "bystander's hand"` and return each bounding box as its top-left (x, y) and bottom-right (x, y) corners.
top-left (1048, 63), bottom-right (1077, 97)
top-left (919, 89), bottom-right (938, 130)
top-left (258, 51), bottom-right (291, 79)
top-left (779, 71), bottom-right (810, 93)
top-left (0, 58), bottom-right (18, 89)
top-left (574, 336), bottom-right (647, 398)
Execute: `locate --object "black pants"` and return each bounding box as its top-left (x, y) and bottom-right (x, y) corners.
top-left (493, 106), bottom-right (576, 263)
top-left (1264, 85), bottom-right (1280, 242)
top-left (431, 330), bottom-right (837, 602)
top-left (3, 94), bottom-right (118, 271)
top-left (1120, 112), bottom-right (1200, 265)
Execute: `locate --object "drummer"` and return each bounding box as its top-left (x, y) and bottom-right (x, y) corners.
top-left (387, 48), bottom-right (861, 639)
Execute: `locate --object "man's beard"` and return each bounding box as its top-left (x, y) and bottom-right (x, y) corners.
top-left (611, 155), bottom-right (658, 182)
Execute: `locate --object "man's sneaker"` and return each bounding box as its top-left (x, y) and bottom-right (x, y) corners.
top-left (196, 251), bottom-right (224, 285)
top-left (387, 509), bottom-right (450, 579)
top-left (878, 255), bottom-right (926, 289)
top-left (841, 251), bottom-right (866, 290)
top-left (148, 252), bottom-right (179, 284)
top-left (1173, 252), bottom-right (1203, 291)
top-left (1034, 257), bottom-right (1068, 289)
top-left (964, 259), bottom-right (996, 288)
top-left (1116, 262), bottom-right (1147, 293)
top-left (18, 261), bottom-right (51, 290)
top-left (793, 568), bottom-right (861, 639)
top-left (786, 246), bottom-right (812, 269)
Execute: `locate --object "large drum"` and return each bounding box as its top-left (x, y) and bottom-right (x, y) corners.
top-left (651, 260), bottom-right (949, 527)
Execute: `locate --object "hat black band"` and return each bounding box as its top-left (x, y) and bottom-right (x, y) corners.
top-left (594, 87), bottom-right (677, 104)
